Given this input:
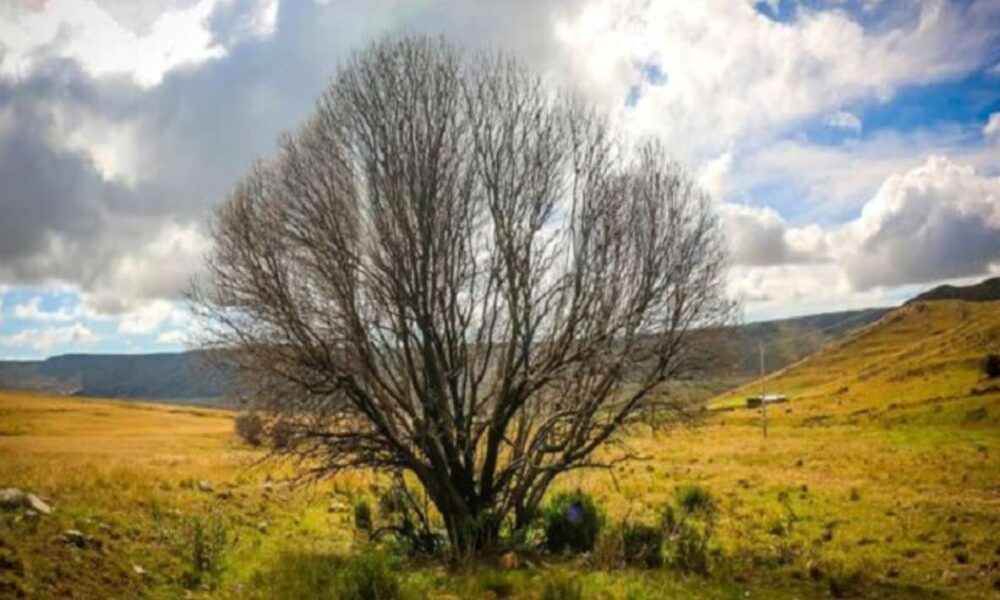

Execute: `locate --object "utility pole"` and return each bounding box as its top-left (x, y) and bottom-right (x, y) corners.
top-left (759, 340), bottom-right (768, 438)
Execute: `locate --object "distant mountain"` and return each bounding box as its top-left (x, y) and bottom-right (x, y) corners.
top-left (719, 307), bottom-right (891, 380)
top-left (908, 276), bottom-right (1000, 304)
top-left (0, 352), bottom-right (229, 406)
top-left (0, 308), bottom-right (893, 405)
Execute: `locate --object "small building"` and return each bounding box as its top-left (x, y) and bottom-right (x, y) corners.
top-left (745, 394), bottom-right (788, 408)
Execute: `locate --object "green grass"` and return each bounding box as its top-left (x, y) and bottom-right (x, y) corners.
top-left (1, 300), bottom-right (999, 598)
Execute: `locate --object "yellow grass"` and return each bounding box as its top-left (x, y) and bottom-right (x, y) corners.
top-left (1, 300), bottom-right (998, 598)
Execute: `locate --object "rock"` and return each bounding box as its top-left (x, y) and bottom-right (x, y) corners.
top-left (25, 493), bottom-right (51, 515)
top-left (257, 521), bottom-right (268, 533)
top-left (0, 488), bottom-right (27, 510)
top-left (61, 529), bottom-right (87, 548)
top-left (132, 564), bottom-right (146, 576)
top-left (328, 501), bottom-right (349, 513)
top-left (499, 552), bottom-right (518, 570)
top-left (197, 480), bottom-right (214, 492)
top-left (941, 570), bottom-right (960, 585)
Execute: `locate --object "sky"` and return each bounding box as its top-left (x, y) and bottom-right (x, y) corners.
top-left (0, 0), bottom-right (998, 359)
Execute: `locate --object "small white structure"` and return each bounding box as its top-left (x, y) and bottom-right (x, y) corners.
top-left (745, 394), bottom-right (787, 408)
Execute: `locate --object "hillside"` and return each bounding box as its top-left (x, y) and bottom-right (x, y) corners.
top-left (0, 352), bottom-right (228, 405)
top-left (907, 276), bottom-right (1000, 304)
top-left (715, 299), bottom-right (1000, 412)
top-left (0, 309), bottom-right (888, 404)
top-left (1, 301), bottom-right (998, 598)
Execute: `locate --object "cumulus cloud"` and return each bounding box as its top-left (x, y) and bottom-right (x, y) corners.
top-left (11, 297), bottom-right (80, 322)
top-left (555, 0), bottom-right (1000, 161)
top-left (1, 0), bottom-right (999, 345)
top-left (835, 155), bottom-right (1000, 290)
top-left (824, 110), bottom-right (862, 133)
top-left (720, 204), bottom-right (827, 266)
top-left (0, 322), bottom-right (99, 352)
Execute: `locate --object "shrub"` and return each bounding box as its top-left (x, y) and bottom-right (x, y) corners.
top-left (334, 551), bottom-right (403, 600)
top-left (234, 411), bottom-right (264, 446)
top-left (621, 523), bottom-right (663, 568)
top-left (541, 571), bottom-right (584, 600)
top-left (541, 490), bottom-right (604, 554)
top-left (983, 354), bottom-right (1000, 379)
top-left (667, 520), bottom-right (712, 575)
top-left (675, 485), bottom-right (715, 516)
top-left (182, 513), bottom-right (228, 589)
top-left (661, 492), bottom-right (715, 575)
top-left (354, 499), bottom-right (373, 532)
top-left (827, 565), bottom-right (865, 598)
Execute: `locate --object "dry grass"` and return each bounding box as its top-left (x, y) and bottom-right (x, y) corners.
top-left (1, 300), bottom-right (998, 598)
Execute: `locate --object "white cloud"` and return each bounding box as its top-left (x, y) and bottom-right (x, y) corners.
top-left (984, 112), bottom-right (1000, 140)
top-left (835, 155), bottom-right (1000, 290)
top-left (0, 0), bottom-right (226, 86)
top-left (0, 322), bottom-right (99, 352)
top-left (11, 296), bottom-right (81, 321)
top-left (156, 328), bottom-right (187, 345)
top-left (84, 222), bottom-right (211, 316)
top-left (117, 300), bottom-right (176, 334)
top-left (824, 110), bottom-right (862, 133)
top-left (555, 0), bottom-right (1000, 162)
top-left (720, 204), bottom-right (826, 266)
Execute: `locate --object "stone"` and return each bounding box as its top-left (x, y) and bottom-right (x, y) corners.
top-left (25, 493), bottom-right (51, 515)
top-left (61, 529), bottom-right (87, 548)
top-left (0, 488), bottom-right (27, 510)
top-left (257, 521), bottom-right (269, 533)
top-left (328, 501), bottom-right (349, 513)
top-left (132, 564), bottom-right (146, 576)
top-left (197, 480), bottom-right (214, 492)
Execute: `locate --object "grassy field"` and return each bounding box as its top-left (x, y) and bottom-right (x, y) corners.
top-left (1, 300), bottom-right (998, 598)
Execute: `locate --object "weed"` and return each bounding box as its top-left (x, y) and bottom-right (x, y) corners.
top-left (181, 512), bottom-right (228, 590)
top-left (541, 490), bottom-right (604, 554)
top-left (334, 551), bottom-right (404, 600)
top-left (540, 571), bottom-right (583, 600)
top-left (621, 523), bottom-right (663, 568)
top-left (476, 570), bottom-right (514, 598)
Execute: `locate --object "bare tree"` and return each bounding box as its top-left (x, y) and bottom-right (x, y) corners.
top-left (193, 36), bottom-right (734, 554)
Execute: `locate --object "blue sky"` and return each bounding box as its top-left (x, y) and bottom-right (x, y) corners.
top-left (1, 0), bottom-right (999, 359)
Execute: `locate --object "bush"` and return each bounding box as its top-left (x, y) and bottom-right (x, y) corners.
top-left (541, 571), bottom-right (583, 600)
top-left (675, 485), bottom-right (715, 516)
top-left (621, 523), bottom-right (663, 568)
top-left (334, 551), bottom-right (403, 600)
top-left (983, 354), bottom-right (1000, 379)
top-left (667, 520), bottom-right (712, 575)
top-left (234, 411), bottom-right (264, 446)
top-left (541, 490), bottom-right (604, 554)
top-left (661, 490), bottom-right (716, 575)
top-left (182, 513), bottom-right (229, 589)
top-left (827, 565), bottom-right (865, 598)
top-left (354, 499), bottom-right (373, 532)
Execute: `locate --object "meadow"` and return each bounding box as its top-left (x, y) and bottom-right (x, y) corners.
top-left (1, 300), bottom-right (998, 599)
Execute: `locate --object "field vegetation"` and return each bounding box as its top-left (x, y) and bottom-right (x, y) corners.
top-left (1, 300), bottom-right (998, 598)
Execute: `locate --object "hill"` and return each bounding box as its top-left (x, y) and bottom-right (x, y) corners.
top-left (1, 300), bottom-right (998, 598)
top-left (0, 352), bottom-right (228, 405)
top-left (907, 275), bottom-right (1000, 304)
top-left (715, 299), bottom-right (1000, 411)
top-left (0, 308), bottom-right (889, 405)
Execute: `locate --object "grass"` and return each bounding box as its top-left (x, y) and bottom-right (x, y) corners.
top-left (1, 300), bottom-right (998, 598)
